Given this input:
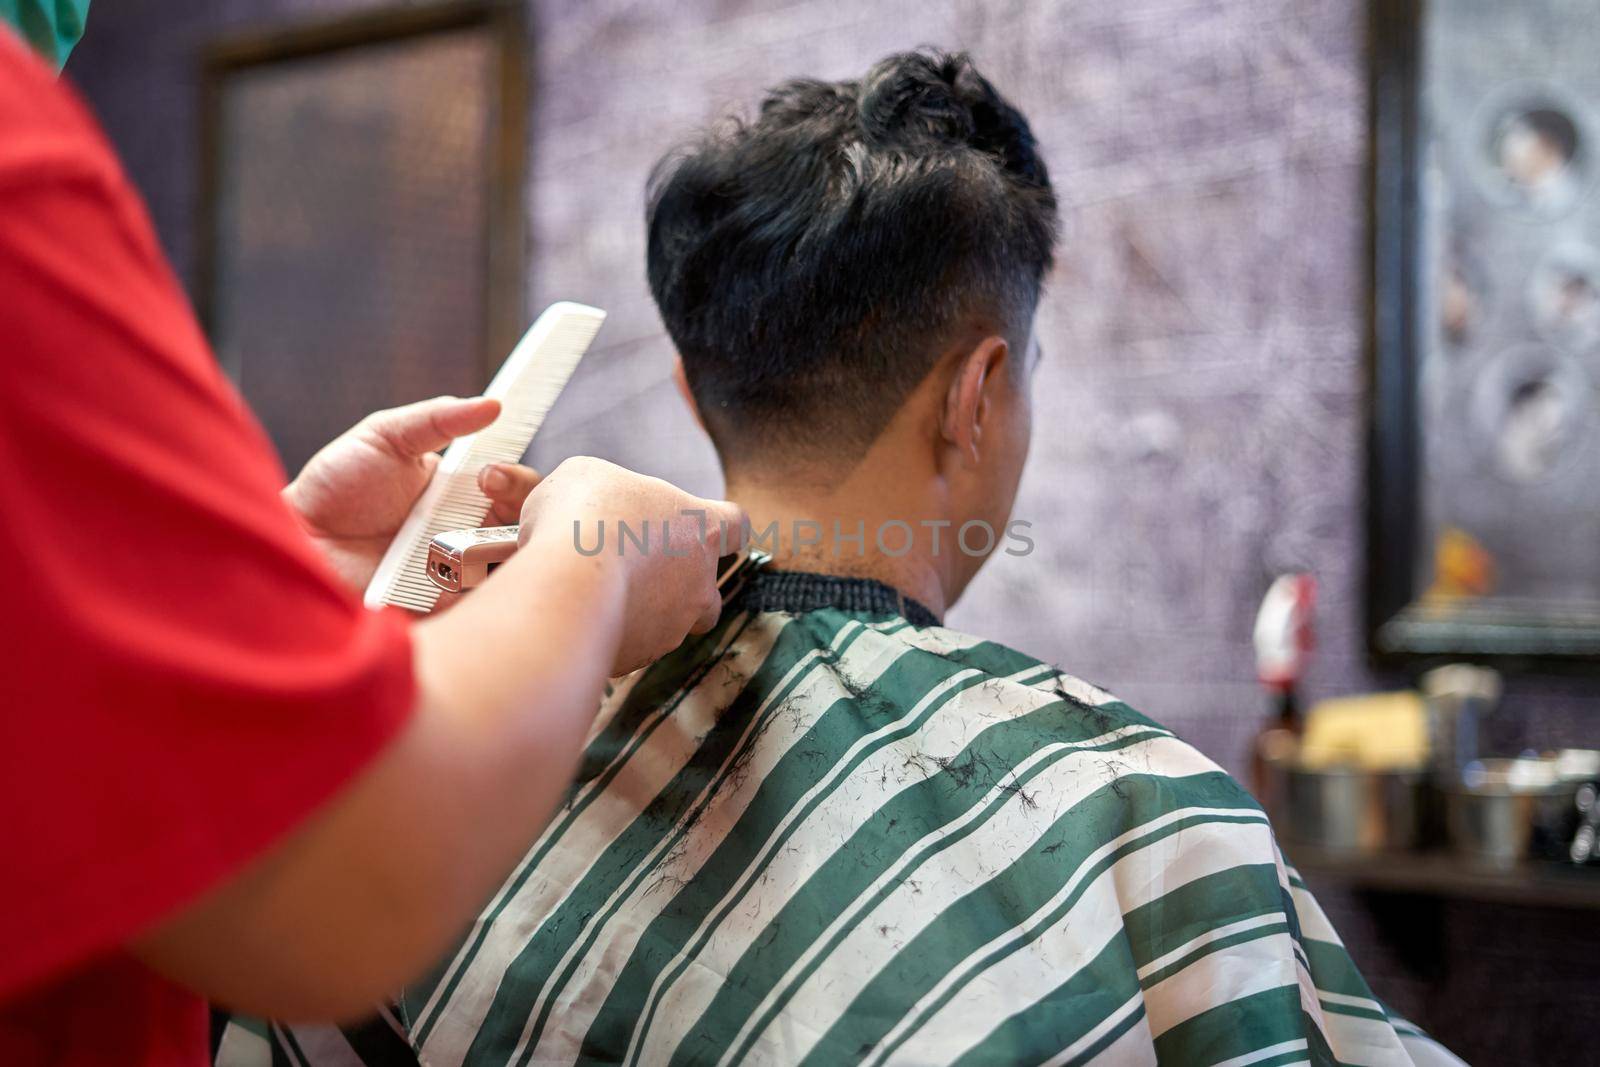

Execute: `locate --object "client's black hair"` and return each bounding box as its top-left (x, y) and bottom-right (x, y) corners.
top-left (646, 48), bottom-right (1058, 463)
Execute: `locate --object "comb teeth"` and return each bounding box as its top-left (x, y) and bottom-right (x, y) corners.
top-left (363, 303), bottom-right (606, 612)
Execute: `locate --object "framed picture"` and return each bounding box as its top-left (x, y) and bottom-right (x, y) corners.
top-left (1369, 0), bottom-right (1600, 668)
top-left (197, 0), bottom-right (526, 474)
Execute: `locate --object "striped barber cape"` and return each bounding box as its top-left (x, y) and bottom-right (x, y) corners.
top-left (218, 573), bottom-right (1463, 1067)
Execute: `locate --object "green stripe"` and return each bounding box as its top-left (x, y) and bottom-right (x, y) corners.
top-left (711, 728), bottom-right (1175, 1067)
top-left (462, 614), bottom-right (854, 1064)
top-left (911, 637), bottom-right (1050, 679)
top-left (574, 628), bottom-right (742, 784)
top-left (1301, 938), bottom-right (1382, 1003)
top-left (591, 689), bottom-right (1164, 1064)
top-left (1150, 984), bottom-right (1312, 1067)
top-left (831, 778), bottom-right (1267, 1066)
top-left (947, 931), bottom-right (1143, 1067)
top-left (404, 612), bottom-right (763, 1041)
top-left (1121, 862), bottom-right (1284, 974)
top-left (1276, 872), bottom-right (1310, 951)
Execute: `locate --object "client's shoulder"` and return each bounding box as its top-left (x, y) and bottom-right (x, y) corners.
top-left (855, 618), bottom-right (1265, 803)
top-left (867, 617), bottom-right (1158, 727)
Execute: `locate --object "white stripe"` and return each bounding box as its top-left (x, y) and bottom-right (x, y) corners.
top-left (213, 1024), bottom-right (272, 1067)
top-left (1288, 882), bottom-right (1344, 947)
top-left (1044, 671), bottom-right (1120, 707)
top-left (504, 622), bottom-right (930, 1066)
top-left (886, 627), bottom-right (1111, 706)
top-left (730, 731), bottom-right (1198, 1067)
top-left (903, 818), bottom-right (1279, 1067)
top-left (1144, 932), bottom-right (1300, 1039)
top-left (1213, 1038), bottom-right (1309, 1067)
top-left (1317, 1010), bottom-right (1422, 1067)
top-left (872, 624), bottom-right (1112, 709)
top-left (878, 621), bottom-right (1001, 660)
top-left (863, 798), bottom-right (1268, 1067)
top-left (626, 660), bottom-right (1077, 1067)
top-left (1136, 911), bottom-right (1287, 981)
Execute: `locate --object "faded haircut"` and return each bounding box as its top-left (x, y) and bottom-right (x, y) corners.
top-left (646, 48), bottom-right (1058, 465)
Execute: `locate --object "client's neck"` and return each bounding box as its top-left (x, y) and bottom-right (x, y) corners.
top-left (725, 460), bottom-right (956, 621)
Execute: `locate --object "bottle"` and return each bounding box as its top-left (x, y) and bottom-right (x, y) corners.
top-left (1249, 574), bottom-right (1316, 815)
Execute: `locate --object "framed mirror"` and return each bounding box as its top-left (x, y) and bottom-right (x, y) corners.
top-left (197, 0), bottom-right (526, 474)
top-left (1369, 0), bottom-right (1600, 668)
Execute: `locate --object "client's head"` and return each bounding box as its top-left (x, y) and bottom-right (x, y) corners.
top-left (647, 49), bottom-right (1058, 607)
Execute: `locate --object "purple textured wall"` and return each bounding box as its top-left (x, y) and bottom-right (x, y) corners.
top-left (66, 2), bottom-right (1600, 1061)
top-left (519, 0), bottom-right (1365, 773)
top-left (70, 0), bottom-right (1599, 773)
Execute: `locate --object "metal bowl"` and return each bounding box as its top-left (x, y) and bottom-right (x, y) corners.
top-left (1444, 757), bottom-right (1572, 868)
top-left (1281, 766), bottom-right (1426, 855)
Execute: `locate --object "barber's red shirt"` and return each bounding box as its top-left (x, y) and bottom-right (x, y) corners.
top-left (0, 29), bottom-right (416, 1065)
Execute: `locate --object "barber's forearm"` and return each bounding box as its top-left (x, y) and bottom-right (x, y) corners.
top-left (415, 536), bottom-right (626, 724)
top-left (134, 544), bottom-right (631, 1021)
top-left (307, 545), bottom-right (631, 1001)
top-left (400, 540), bottom-right (631, 913)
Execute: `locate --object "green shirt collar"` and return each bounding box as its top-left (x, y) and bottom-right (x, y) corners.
top-left (2, 0), bottom-right (91, 71)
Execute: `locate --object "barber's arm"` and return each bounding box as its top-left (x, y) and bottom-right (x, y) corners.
top-left (134, 456), bottom-right (742, 1021)
top-left (0, 104), bottom-right (734, 1031)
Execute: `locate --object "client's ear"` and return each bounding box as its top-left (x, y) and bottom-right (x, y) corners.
top-left (940, 336), bottom-right (1010, 467)
top-left (672, 356), bottom-right (708, 434)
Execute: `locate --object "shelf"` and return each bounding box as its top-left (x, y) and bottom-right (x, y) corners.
top-left (1286, 846), bottom-right (1600, 911)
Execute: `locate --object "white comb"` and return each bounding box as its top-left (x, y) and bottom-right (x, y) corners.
top-left (363, 301), bottom-right (606, 613)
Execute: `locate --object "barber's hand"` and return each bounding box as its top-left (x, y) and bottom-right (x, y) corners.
top-left (284, 396), bottom-right (543, 591)
top-left (517, 457), bottom-right (746, 675)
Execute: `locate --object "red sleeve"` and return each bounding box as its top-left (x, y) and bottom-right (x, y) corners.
top-left (0, 33), bottom-right (416, 999)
